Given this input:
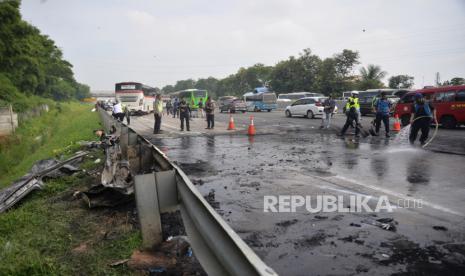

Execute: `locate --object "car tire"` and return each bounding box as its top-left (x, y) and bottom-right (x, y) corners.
top-left (285, 110), bottom-right (292, 117)
top-left (267, 109), bottom-right (271, 112)
top-left (441, 115), bottom-right (457, 129)
top-left (254, 106), bottom-right (259, 112)
top-left (242, 111), bottom-right (246, 113)
top-left (307, 110), bottom-right (314, 119)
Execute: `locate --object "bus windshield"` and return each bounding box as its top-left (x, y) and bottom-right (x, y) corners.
top-left (194, 90), bottom-right (207, 97)
top-left (115, 82), bottom-right (142, 91)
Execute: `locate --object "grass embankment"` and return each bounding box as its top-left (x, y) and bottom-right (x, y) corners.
top-left (0, 103), bottom-right (141, 275)
top-left (0, 102), bottom-right (97, 187)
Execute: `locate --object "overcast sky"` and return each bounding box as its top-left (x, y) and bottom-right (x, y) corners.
top-left (21, 0), bottom-right (465, 91)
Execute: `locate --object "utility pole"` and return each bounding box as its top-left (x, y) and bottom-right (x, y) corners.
top-left (435, 72), bottom-right (441, 87)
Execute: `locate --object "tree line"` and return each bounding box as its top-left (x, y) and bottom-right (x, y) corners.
top-left (161, 49), bottom-right (398, 98)
top-left (162, 48), bottom-right (464, 98)
top-left (0, 1), bottom-right (90, 111)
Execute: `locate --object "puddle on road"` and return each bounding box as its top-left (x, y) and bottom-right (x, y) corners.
top-left (150, 133), bottom-right (465, 275)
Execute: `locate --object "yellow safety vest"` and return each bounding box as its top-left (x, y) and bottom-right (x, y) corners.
top-left (153, 100), bottom-right (163, 114)
top-left (345, 97), bottom-right (360, 110)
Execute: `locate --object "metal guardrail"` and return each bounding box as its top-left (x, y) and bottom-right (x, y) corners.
top-left (97, 108), bottom-right (277, 276)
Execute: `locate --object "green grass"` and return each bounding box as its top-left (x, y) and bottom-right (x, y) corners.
top-left (0, 102), bottom-right (99, 188)
top-left (0, 102), bottom-right (142, 275)
top-left (0, 170), bottom-right (142, 275)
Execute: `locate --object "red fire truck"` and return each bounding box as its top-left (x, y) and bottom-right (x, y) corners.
top-left (395, 85), bottom-right (465, 128)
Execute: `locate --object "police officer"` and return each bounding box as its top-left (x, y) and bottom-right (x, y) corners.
top-left (179, 99), bottom-right (190, 131)
top-left (153, 94), bottom-right (163, 134)
top-left (339, 107), bottom-right (360, 137)
top-left (409, 93), bottom-right (437, 145)
top-left (344, 92), bottom-right (362, 121)
top-left (373, 92), bottom-right (391, 137)
top-left (339, 95), bottom-right (360, 137)
top-left (205, 97), bottom-right (215, 129)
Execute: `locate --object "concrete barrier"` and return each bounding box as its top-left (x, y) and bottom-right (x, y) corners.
top-left (0, 105), bottom-right (18, 136)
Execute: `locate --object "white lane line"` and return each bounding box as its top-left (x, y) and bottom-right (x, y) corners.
top-left (310, 174), bottom-right (463, 217)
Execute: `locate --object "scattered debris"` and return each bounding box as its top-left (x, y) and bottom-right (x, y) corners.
top-left (0, 151), bottom-right (87, 213)
top-left (127, 250), bottom-right (177, 270)
top-left (362, 218), bottom-right (397, 232)
top-left (72, 242), bottom-right (89, 254)
top-left (433, 225), bottom-right (448, 231)
top-left (77, 186), bottom-right (133, 208)
top-left (203, 189), bottom-right (219, 209)
top-left (100, 134), bottom-right (133, 194)
top-left (276, 219), bottom-right (298, 227)
top-left (79, 132), bottom-right (135, 208)
top-left (294, 231), bottom-right (328, 249)
top-left (109, 259), bottom-right (130, 267)
top-left (127, 235), bottom-right (206, 275)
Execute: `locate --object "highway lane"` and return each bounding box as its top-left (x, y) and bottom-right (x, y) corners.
top-left (128, 110), bottom-right (465, 275)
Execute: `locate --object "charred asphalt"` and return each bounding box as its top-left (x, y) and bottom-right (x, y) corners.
top-left (140, 111), bottom-right (465, 275)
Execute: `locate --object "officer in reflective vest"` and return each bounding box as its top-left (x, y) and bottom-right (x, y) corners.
top-left (345, 93), bottom-right (360, 114)
top-left (339, 95), bottom-right (361, 137)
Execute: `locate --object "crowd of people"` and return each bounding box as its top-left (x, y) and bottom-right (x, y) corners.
top-left (152, 95), bottom-right (215, 134)
top-left (334, 91), bottom-right (437, 145)
top-left (104, 91), bottom-right (437, 146)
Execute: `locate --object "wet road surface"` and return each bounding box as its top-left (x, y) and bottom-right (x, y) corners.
top-left (130, 111), bottom-right (465, 275)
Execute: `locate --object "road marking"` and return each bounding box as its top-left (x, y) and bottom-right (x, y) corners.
top-left (310, 174), bottom-right (463, 217)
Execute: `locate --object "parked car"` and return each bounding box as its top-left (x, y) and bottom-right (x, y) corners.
top-left (285, 97), bottom-right (324, 118)
top-left (395, 85), bottom-right (465, 128)
top-left (219, 98), bottom-right (247, 113)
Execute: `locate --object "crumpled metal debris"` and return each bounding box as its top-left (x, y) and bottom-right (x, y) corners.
top-left (0, 151), bottom-right (87, 213)
top-left (100, 134), bottom-right (134, 195)
top-left (361, 217), bottom-right (398, 232)
top-left (77, 132), bottom-right (134, 208)
top-left (30, 159), bottom-right (80, 179)
top-left (78, 185), bottom-right (133, 208)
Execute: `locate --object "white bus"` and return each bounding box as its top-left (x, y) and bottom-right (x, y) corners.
top-left (115, 82), bottom-right (157, 113)
top-left (243, 87), bottom-right (278, 112)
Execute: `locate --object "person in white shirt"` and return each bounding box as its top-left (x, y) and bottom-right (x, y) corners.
top-left (112, 101), bottom-right (124, 121)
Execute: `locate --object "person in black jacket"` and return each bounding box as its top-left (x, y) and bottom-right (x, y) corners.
top-left (205, 97), bottom-right (215, 129)
top-left (409, 93), bottom-right (437, 145)
top-left (179, 99), bottom-right (190, 131)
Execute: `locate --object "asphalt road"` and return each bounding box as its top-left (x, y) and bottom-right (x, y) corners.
top-left (130, 110), bottom-right (465, 275)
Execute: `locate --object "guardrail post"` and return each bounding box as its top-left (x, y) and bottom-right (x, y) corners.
top-left (135, 173), bottom-right (163, 248)
top-left (135, 170), bottom-right (177, 249)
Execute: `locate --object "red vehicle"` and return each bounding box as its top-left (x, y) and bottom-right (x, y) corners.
top-left (395, 85), bottom-right (465, 128)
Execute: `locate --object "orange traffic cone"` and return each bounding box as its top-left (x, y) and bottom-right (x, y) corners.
top-left (248, 116), bottom-right (256, 136)
top-left (393, 114), bottom-right (401, 132)
top-left (227, 115), bottom-right (235, 130)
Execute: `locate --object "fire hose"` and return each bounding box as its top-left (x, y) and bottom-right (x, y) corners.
top-left (407, 115), bottom-right (439, 148)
